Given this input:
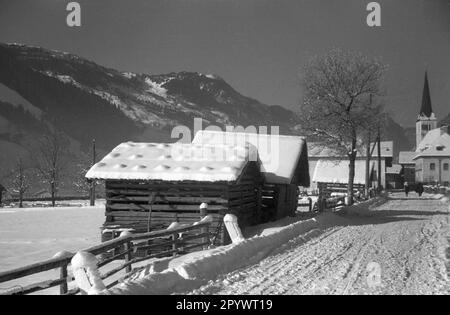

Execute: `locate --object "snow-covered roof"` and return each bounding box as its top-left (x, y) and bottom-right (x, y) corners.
top-left (414, 128), bottom-right (450, 159)
top-left (312, 159), bottom-right (375, 185)
top-left (399, 151), bottom-right (416, 165)
top-left (416, 128), bottom-right (443, 151)
top-left (86, 142), bottom-right (255, 182)
top-left (192, 130), bottom-right (310, 186)
top-left (386, 164), bottom-right (402, 175)
top-left (309, 141), bottom-right (393, 159)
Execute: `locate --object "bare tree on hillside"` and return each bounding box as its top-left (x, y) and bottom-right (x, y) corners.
top-left (298, 49), bottom-right (387, 204)
top-left (35, 130), bottom-right (67, 207)
top-left (8, 158), bottom-right (32, 208)
top-left (73, 155), bottom-right (92, 196)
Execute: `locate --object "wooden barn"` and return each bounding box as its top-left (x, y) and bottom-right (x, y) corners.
top-left (192, 131), bottom-right (310, 220)
top-left (86, 142), bottom-right (263, 245)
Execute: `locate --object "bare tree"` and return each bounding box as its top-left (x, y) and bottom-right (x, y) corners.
top-left (8, 158), bottom-right (32, 208)
top-left (35, 130), bottom-right (67, 207)
top-left (364, 111), bottom-right (388, 197)
top-left (299, 49), bottom-right (386, 204)
top-left (73, 156), bottom-right (91, 196)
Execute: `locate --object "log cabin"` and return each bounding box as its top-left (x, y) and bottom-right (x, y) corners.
top-left (192, 131), bottom-right (310, 220)
top-left (86, 142), bottom-right (263, 245)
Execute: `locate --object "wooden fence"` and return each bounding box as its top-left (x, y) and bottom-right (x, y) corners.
top-left (297, 197), bottom-right (313, 211)
top-left (323, 196), bottom-right (346, 211)
top-left (297, 196), bottom-right (345, 212)
top-left (3, 195), bottom-right (91, 204)
top-left (0, 221), bottom-right (211, 295)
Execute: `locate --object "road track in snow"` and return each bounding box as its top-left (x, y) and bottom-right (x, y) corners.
top-left (185, 194), bottom-right (449, 295)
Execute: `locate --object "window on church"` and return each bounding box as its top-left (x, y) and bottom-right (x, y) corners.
top-left (444, 163), bottom-right (449, 171)
top-left (430, 163), bottom-right (436, 171)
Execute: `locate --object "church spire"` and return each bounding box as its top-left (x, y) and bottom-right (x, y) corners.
top-left (419, 71), bottom-right (433, 117)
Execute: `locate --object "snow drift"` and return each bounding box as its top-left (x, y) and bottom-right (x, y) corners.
top-left (102, 217), bottom-right (320, 295)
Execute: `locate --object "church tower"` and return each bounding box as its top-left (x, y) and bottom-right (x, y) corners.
top-left (416, 72), bottom-right (437, 148)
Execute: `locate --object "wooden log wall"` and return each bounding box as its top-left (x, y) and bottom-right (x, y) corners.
top-left (261, 184), bottom-right (278, 221)
top-left (261, 184), bottom-right (299, 220)
top-left (104, 179), bottom-right (260, 246)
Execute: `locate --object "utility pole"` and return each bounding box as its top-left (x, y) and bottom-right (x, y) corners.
top-left (90, 139), bottom-right (96, 206)
top-left (365, 94), bottom-right (372, 198)
top-left (365, 132), bottom-right (371, 198)
top-left (377, 127), bottom-right (382, 192)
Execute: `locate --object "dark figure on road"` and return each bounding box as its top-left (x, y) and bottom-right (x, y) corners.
top-left (416, 183), bottom-right (424, 197)
top-left (404, 182), bottom-right (410, 197)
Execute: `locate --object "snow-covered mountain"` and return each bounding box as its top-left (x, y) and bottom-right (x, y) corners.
top-left (0, 42), bottom-right (414, 160)
top-left (0, 43), bottom-right (297, 151)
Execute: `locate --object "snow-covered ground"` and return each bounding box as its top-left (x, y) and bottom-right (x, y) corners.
top-left (183, 193), bottom-right (450, 295)
top-left (104, 193), bottom-right (449, 295)
top-left (0, 204), bottom-right (105, 294)
top-left (1, 193), bottom-right (448, 295)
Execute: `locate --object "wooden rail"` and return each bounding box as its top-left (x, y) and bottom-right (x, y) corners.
top-left (0, 221), bottom-right (211, 295)
top-left (297, 197), bottom-right (313, 211)
top-left (324, 196), bottom-right (346, 211)
top-left (297, 195), bottom-right (346, 212)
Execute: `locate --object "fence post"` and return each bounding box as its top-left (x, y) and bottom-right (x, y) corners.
top-left (52, 251), bottom-right (73, 295)
top-left (172, 233), bottom-right (178, 257)
top-left (308, 197), bottom-right (312, 212)
top-left (199, 202), bottom-right (208, 218)
top-left (120, 231), bottom-right (133, 274)
top-left (223, 214), bottom-right (245, 244)
top-left (60, 263), bottom-right (68, 294)
top-left (71, 251), bottom-right (106, 295)
top-left (199, 203), bottom-right (209, 249)
top-left (256, 186), bottom-right (262, 223)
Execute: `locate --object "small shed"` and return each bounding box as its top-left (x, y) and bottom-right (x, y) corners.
top-left (192, 131), bottom-right (310, 220)
top-left (86, 142), bottom-right (263, 244)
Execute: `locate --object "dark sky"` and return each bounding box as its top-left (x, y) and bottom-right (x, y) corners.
top-left (0, 0), bottom-right (449, 127)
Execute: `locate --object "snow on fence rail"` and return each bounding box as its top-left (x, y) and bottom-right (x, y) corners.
top-left (297, 197), bottom-right (313, 211)
top-left (297, 195), bottom-right (345, 212)
top-left (324, 196), bottom-right (346, 211)
top-left (0, 220), bottom-right (212, 295)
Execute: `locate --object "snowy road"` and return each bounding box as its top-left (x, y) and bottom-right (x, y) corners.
top-left (187, 194), bottom-right (450, 295)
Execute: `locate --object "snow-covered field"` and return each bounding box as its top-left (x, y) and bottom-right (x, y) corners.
top-left (1, 193), bottom-right (448, 295)
top-left (0, 205), bottom-right (105, 272)
top-left (0, 204), bottom-right (105, 294)
top-left (104, 193), bottom-right (449, 295)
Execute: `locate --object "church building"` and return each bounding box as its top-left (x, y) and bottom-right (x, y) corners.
top-left (416, 72), bottom-right (438, 149)
top-left (399, 72), bottom-right (450, 186)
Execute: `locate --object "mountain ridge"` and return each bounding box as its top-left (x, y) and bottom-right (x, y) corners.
top-left (0, 43), bottom-right (299, 150)
top-left (0, 42), bottom-right (417, 159)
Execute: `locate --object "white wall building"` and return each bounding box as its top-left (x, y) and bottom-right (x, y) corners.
top-left (399, 72), bottom-right (450, 186)
top-left (414, 127), bottom-right (450, 186)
